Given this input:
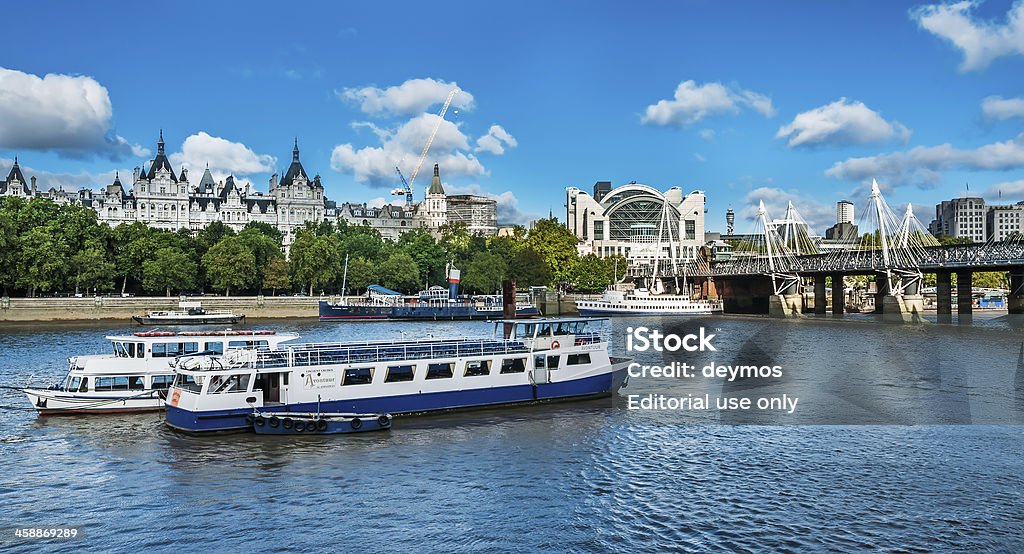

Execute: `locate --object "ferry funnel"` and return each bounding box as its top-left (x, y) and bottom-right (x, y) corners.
top-left (448, 268), bottom-right (461, 300)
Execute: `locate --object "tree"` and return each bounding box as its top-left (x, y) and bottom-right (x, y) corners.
top-left (525, 217), bottom-right (580, 289)
top-left (238, 228), bottom-right (284, 291)
top-left (17, 226), bottom-right (69, 296)
top-left (262, 256), bottom-right (291, 296)
top-left (571, 254), bottom-right (613, 293)
top-left (202, 237), bottom-right (255, 296)
top-left (289, 230), bottom-right (342, 296)
top-left (70, 246), bottom-right (115, 295)
top-left (143, 247), bottom-right (197, 296)
top-left (343, 256), bottom-right (378, 295)
top-left (112, 222), bottom-right (155, 295)
top-left (398, 228), bottom-right (447, 285)
top-left (461, 251), bottom-right (508, 294)
top-left (242, 220), bottom-right (284, 244)
top-left (440, 222), bottom-right (472, 265)
top-left (378, 251), bottom-right (421, 293)
top-left (509, 247), bottom-right (551, 288)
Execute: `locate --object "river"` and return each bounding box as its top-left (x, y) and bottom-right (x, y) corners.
top-left (2, 314), bottom-right (1023, 551)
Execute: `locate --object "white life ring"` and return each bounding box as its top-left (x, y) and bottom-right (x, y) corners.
top-left (551, 340), bottom-right (560, 349)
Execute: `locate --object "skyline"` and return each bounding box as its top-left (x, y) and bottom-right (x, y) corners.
top-left (2, 1), bottom-right (1024, 234)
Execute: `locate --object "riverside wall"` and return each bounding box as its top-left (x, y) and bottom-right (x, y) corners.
top-left (0, 296), bottom-right (322, 322)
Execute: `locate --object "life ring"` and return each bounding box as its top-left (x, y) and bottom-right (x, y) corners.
top-left (282, 418), bottom-right (293, 429)
top-left (253, 415), bottom-right (265, 426)
top-left (315, 419), bottom-right (328, 432)
top-left (551, 340), bottom-right (560, 349)
top-left (350, 417), bottom-right (363, 430)
top-left (305, 421), bottom-right (318, 432)
top-left (268, 416), bottom-right (280, 428)
top-left (377, 415), bottom-right (391, 427)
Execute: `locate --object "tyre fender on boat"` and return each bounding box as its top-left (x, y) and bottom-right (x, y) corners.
top-left (377, 415), bottom-right (391, 427)
top-left (315, 419), bottom-right (328, 432)
top-left (305, 421), bottom-right (317, 432)
top-left (350, 417), bottom-right (362, 430)
top-left (282, 418), bottom-right (293, 429)
top-left (268, 416), bottom-right (280, 428)
top-left (254, 415), bottom-right (265, 426)
top-left (294, 421), bottom-right (304, 433)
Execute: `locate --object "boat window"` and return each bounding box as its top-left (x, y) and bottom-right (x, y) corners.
top-left (95, 376), bottom-right (130, 391)
top-left (151, 375), bottom-right (174, 390)
top-left (554, 323), bottom-right (571, 335)
top-left (126, 343), bottom-right (136, 358)
top-left (534, 355), bottom-right (546, 369)
top-left (538, 324), bottom-right (553, 337)
top-left (567, 353), bottom-right (591, 365)
top-left (229, 340), bottom-right (270, 349)
top-left (135, 343), bottom-right (145, 358)
top-left (173, 374), bottom-right (203, 393)
top-left (183, 342), bottom-right (199, 354)
top-left (343, 367), bottom-right (374, 385)
top-left (385, 365), bottom-right (415, 383)
top-left (152, 343), bottom-right (167, 357)
top-left (519, 323), bottom-right (536, 338)
top-left (426, 362), bottom-right (454, 379)
top-left (500, 358), bottom-right (527, 374)
top-left (205, 341), bottom-right (224, 355)
top-left (128, 376), bottom-right (145, 390)
top-left (114, 342), bottom-right (129, 358)
top-left (68, 377), bottom-right (81, 392)
top-left (79, 377), bottom-right (89, 392)
top-left (548, 355), bottom-right (560, 369)
top-left (464, 360), bottom-right (491, 377)
top-left (209, 374), bottom-right (251, 394)
top-left (166, 342), bottom-right (182, 357)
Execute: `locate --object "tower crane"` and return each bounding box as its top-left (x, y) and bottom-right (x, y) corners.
top-left (392, 87), bottom-right (459, 204)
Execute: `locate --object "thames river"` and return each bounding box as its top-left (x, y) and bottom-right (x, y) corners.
top-left (2, 314), bottom-right (1023, 552)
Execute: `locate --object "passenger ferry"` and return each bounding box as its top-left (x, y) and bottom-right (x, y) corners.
top-left (133, 301), bottom-right (245, 325)
top-left (22, 330), bottom-right (296, 414)
top-left (576, 287), bottom-right (723, 316)
top-left (164, 318), bottom-right (631, 433)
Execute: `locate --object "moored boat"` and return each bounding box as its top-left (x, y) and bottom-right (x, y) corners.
top-left (164, 317), bottom-right (630, 433)
top-left (576, 287), bottom-right (723, 316)
top-left (133, 301), bottom-right (244, 325)
top-left (22, 330), bottom-right (296, 414)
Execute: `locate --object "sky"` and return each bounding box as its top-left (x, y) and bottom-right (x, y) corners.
top-left (1, 0), bottom-right (1024, 234)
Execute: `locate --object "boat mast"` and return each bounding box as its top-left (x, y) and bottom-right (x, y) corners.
top-left (340, 254), bottom-right (349, 299)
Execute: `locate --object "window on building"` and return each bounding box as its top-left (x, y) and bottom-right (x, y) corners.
top-left (685, 220), bottom-right (696, 240)
top-left (594, 220), bottom-right (604, 241)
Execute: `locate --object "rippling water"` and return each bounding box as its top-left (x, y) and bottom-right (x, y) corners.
top-left (2, 315), bottom-right (1023, 552)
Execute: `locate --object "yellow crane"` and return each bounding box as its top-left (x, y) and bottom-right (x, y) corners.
top-left (393, 87), bottom-right (459, 203)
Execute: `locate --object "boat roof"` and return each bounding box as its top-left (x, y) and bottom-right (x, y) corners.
top-left (106, 330), bottom-right (297, 341)
top-left (367, 284), bottom-right (402, 296)
top-left (493, 317), bottom-right (608, 324)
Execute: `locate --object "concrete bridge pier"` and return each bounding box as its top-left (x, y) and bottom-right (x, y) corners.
top-left (830, 273), bottom-right (845, 315)
top-left (936, 270), bottom-right (952, 323)
top-left (768, 281), bottom-right (802, 317)
top-left (813, 275), bottom-right (827, 315)
top-left (957, 270), bottom-right (973, 324)
top-left (1009, 268), bottom-right (1024, 315)
top-left (875, 273), bottom-right (926, 323)
top-left (873, 274), bottom-right (889, 315)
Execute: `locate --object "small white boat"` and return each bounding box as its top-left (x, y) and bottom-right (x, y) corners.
top-left (576, 287), bottom-right (723, 316)
top-left (133, 301), bottom-right (244, 325)
top-left (23, 330), bottom-right (297, 414)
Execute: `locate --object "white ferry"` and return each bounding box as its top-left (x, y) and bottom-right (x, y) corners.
top-left (133, 301), bottom-right (244, 325)
top-left (23, 330), bottom-right (297, 414)
top-left (576, 287), bottom-right (723, 316)
top-left (164, 318), bottom-right (631, 433)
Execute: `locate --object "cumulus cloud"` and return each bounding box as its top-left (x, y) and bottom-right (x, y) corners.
top-left (331, 113), bottom-right (486, 186)
top-left (338, 78), bottom-right (475, 117)
top-left (474, 125), bottom-right (518, 155)
top-left (826, 133), bottom-right (1024, 187)
top-left (984, 178), bottom-right (1024, 198)
top-left (0, 66), bottom-right (147, 160)
top-left (641, 80), bottom-right (776, 127)
top-left (911, 1), bottom-right (1024, 71)
top-left (981, 95), bottom-right (1024, 120)
top-left (169, 132), bottom-right (276, 184)
top-left (446, 183), bottom-right (536, 225)
top-left (775, 98), bottom-right (911, 148)
top-left (742, 186), bottom-right (835, 235)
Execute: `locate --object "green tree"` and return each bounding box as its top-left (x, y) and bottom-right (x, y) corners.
top-left (70, 246), bottom-right (115, 295)
top-left (509, 247), bottom-right (551, 288)
top-left (263, 256), bottom-right (291, 296)
top-left (242, 221), bottom-right (284, 244)
top-left (525, 217), bottom-right (579, 288)
top-left (290, 230), bottom-right (342, 295)
top-left (202, 237), bottom-right (255, 296)
top-left (378, 251), bottom-right (421, 293)
top-left (17, 226), bottom-right (69, 296)
top-left (398, 227), bottom-right (447, 285)
top-left (143, 247), bottom-right (197, 296)
top-left (570, 254), bottom-right (613, 293)
top-left (112, 222), bottom-right (155, 295)
top-left (343, 256), bottom-right (379, 295)
top-left (440, 221), bottom-right (472, 264)
top-left (461, 251), bottom-right (508, 294)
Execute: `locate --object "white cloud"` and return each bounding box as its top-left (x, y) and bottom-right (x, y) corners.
top-left (446, 183), bottom-right (536, 225)
top-left (474, 125), bottom-right (518, 155)
top-left (775, 98), bottom-right (911, 148)
top-left (698, 128), bottom-right (716, 141)
top-left (911, 1), bottom-right (1024, 71)
top-left (694, 152), bottom-right (706, 162)
top-left (169, 132), bottom-right (276, 185)
top-left (339, 78), bottom-right (475, 117)
top-left (742, 186), bottom-right (834, 235)
top-left (331, 113), bottom-right (486, 186)
top-left (984, 178), bottom-right (1024, 198)
top-left (641, 80), bottom-right (776, 127)
top-left (981, 95), bottom-right (1024, 120)
top-left (0, 66), bottom-right (147, 160)
top-left (826, 133), bottom-right (1024, 187)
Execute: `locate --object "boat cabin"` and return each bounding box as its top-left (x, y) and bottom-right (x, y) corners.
top-left (494, 317), bottom-right (605, 351)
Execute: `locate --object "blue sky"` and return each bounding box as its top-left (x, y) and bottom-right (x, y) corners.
top-left (2, 0), bottom-right (1023, 233)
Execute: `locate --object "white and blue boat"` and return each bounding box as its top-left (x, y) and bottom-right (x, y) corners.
top-left (164, 318), bottom-right (630, 433)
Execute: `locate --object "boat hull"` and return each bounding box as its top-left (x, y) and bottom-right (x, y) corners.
top-left (133, 315), bottom-right (246, 325)
top-left (318, 301), bottom-right (540, 321)
top-left (23, 388), bottom-right (164, 414)
top-left (577, 307), bottom-right (720, 316)
top-left (251, 413), bottom-right (391, 435)
top-left (166, 365), bottom-right (629, 433)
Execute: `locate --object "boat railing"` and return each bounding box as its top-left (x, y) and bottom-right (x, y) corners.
top-left (248, 338), bottom-right (531, 369)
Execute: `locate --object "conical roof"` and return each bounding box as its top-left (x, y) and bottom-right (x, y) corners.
top-left (427, 163), bottom-right (445, 195)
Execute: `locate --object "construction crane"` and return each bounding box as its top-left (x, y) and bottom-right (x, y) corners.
top-left (392, 87), bottom-right (459, 204)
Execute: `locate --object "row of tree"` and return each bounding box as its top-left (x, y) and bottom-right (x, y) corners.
top-left (0, 196), bottom-right (625, 297)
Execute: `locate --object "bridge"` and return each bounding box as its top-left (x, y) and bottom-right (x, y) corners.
top-left (646, 180), bottom-right (1024, 321)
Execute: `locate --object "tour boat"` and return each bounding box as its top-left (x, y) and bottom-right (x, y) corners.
top-left (22, 330), bottom-right (297, 414)
top-left (575, 287), bottom-right (723, 316)
top-left (248, 411), bottom-right (392, 435)
top-left (164, 317), bottom-right (631, 433)
top-left (133, 301), bottom-right (245, 325)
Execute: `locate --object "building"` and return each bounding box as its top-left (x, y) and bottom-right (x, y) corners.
top-left (986, 202), bottom-right (1024, 241)
top-left (336, 164), bottom-right (498, 239)
top-left (84, 133), bottom-right (327, 246)
top-left (1, 158), bottom-right (34, 198)
top-left (825, 200), bottom-right (859, 241)
top-left (565, 181), bottom-right (706, 265)
top-left (929, 197), bottom-right (987, 242)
